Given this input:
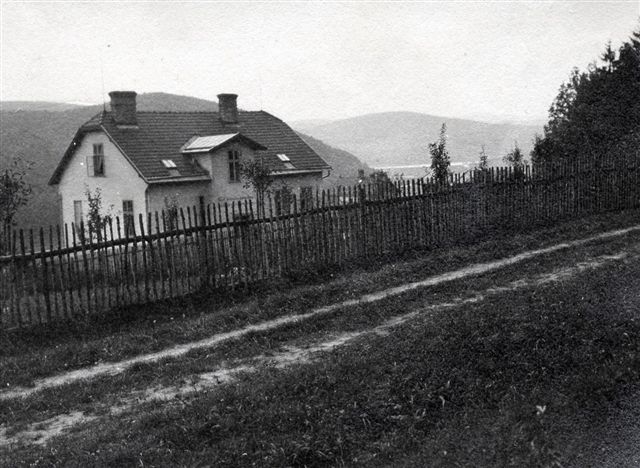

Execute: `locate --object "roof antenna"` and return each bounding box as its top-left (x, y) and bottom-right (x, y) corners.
top-left (258, 16), bottom-right (265, 110)
top-left (100, 45), bottom-right (108, 112)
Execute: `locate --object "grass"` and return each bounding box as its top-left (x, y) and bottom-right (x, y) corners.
top-left (6, 233), bottom-right (636, 428)
top-left (1, 209), bottom-right (639, 389)
top-left (2, 224), bottom-right (639, 466)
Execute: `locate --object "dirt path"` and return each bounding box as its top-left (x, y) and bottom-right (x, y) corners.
top-left (0, 249), bottom-right (635, 448)
top-left (1, 224), bottom-right (638, 403)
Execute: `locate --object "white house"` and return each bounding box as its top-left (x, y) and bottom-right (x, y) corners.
top-left (49, 91), bottom-right (331, 234)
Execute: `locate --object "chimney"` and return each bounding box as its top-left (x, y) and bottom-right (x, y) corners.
top-left (217, 93), bottom-right (238, 124)
top-left (109, 91), bottom-right (137, 125)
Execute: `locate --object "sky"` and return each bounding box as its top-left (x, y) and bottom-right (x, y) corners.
top-left (1, 1), bottom-right (638, 123)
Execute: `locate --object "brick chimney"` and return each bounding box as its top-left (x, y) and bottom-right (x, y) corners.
top-left (217, 93), bottom-right (238, 124)
top-left (109, 91), bottom-right (137, 125)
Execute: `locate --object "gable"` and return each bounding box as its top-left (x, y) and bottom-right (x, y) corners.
top-left (56, 130), bottom-right (144, 188)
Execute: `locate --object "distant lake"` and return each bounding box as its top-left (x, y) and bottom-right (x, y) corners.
top-left (372, 162), bottom-right (476, 179)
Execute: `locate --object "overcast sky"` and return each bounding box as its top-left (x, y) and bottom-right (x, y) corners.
top-left (1, 1), bottom-right (638, 123)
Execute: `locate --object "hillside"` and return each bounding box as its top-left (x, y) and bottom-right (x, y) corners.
top-left (290, 119), bottom-right (334, 133)
top-left (1, 106), bottom-right (102, 229)
top-left (0, 102), bottom-right (88, 112)
top-left (0, 93), bottom-right (221, 114)
top-left (295, 111), bottom-right (542, 168)
top-left (298, 133), bottom-right (371, 186)
top-left (0, 95), bottom-right (366, 230)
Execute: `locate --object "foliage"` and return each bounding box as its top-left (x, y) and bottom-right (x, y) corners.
top-left (532, 26), bottom-right (640, 164)
top-left (368, 170), bottom-right (391, 185)
top-left (504, 142), bottom-right (526, 178)
top-left (428, 123), bottom-right (451, 184)
top-left (240, 157), bottom-right (274, 216)
top-left (478, 145), bottom-right (489, 172)
top-left (163, 195), bottom-right (180, 231)
top-left (0, 157), bottom-right (33, 229)
top-left (272, 182), bottom-right (293, 215)
top-left (84, 186), bottom-right (112, 241)
top-left (368, 169), bottom-right (401, 197)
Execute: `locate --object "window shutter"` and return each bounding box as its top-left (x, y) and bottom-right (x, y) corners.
top-left (86, 153), bottom-right (94, 176)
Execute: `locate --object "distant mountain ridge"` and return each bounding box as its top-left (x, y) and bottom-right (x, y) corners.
top-left (1, 94), bottom-right (366, 230)
top-left (294, 111), bottom-right (542, 168)
top-left (1, 92), bottom-right (221, 114)
top-left (0, 101), bottom-right (88, 112)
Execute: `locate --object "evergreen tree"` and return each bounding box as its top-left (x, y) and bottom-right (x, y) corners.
top-left (504, 142), bottom-right (525, 178)
top-left (532, 26), bottom-right (640, 164)
top-left (429, 123), bottom-right (451, 184)
top-left (478, 145), bottom-right (489, 172)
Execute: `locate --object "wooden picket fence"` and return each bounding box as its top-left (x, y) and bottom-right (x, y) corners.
top-left (1, 158), bottom-right (639, 330)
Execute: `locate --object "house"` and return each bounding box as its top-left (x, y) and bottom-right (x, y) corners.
top-left (49, 91), bottom-right (330, 233)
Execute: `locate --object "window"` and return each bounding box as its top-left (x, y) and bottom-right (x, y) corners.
top-left (300, 186), bottom-right (313, 211)
top-left (92, 144), bottom-right (105, 176)
top-left (122, 200), bottom-right (134, 237)
top-left (274, 188), bottom-right (291, 216)
top-left (228, 149), bottom-right (241, 182)
top-left (277, 153), bottom-right (295, 170)
top-left (73, 200), bottom-right (83, 234)
top-left (162, 159), bottom-right (180, 177)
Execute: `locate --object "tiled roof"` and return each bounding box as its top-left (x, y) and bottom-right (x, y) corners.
top-left (50, 110), bottom-right (330, 184)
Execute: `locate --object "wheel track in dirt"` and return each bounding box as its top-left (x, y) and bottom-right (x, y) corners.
top-left (1, 224), bottom-right (639, 404)
top-left (0, 248), bottom-right (636, 447)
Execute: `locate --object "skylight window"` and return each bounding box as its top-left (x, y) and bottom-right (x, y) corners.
top-left (162, 159), bottom-right (177, 168)
top-left (283, 162), bottom-right (296, 170)
top-left (276, 154), bottom-right (290, 162)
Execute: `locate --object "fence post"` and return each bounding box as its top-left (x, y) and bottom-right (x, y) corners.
top-left (10, 230), bottom-right (22, 328)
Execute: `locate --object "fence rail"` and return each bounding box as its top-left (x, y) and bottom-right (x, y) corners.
top-left (1, 160), bottom-right (639, 330)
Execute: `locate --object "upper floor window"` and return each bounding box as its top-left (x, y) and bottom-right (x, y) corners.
top-left (228, 149), bottom-right (241, 183)
top-left (92, 144), bottom-right (105, 176)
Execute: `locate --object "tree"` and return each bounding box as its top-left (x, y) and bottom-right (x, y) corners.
top-left (429, 123), bottom-right (451, 184)
top-left (1, 157), bottom-right (33, 231)
top-left (504, 142), bottom-right (525, 178)
top-left (601, 41), bottom-right (616, 72)
top-left (163, 195), bottom-right (180, 231)
top-left (368, 169), bottom-right (392, 185)
top-left (478, 145), bottom-right (489, 172)
top-left (240, 156), bottom-right (274, 217)
top-left (368, 169), bottom-right (397, 197)
top-left (85, 187), bottom-right (112, 241)
top-left (532, 25), bottom-right (640, 165)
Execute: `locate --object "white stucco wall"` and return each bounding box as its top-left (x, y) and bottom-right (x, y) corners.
top-left (207, 143), bottom-right (257, 203)
top-left (56, 131), bottom-right (148, 234)
top-left (146, 183), bottom-right (211, 220)
top-left (200, 143), bottom-right (323, 204)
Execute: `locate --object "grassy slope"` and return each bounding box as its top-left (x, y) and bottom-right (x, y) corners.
top-left (1, 209), bottom-right (638, 388)
top-left (0, 210), bottom-right (639, 466)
